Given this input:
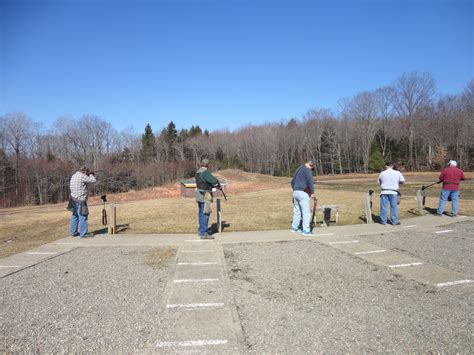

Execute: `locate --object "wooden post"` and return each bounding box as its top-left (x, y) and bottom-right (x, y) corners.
top-left (415, 190), bottom-right (425, 215)
top-left (216, 198), bottom-right (222, 233)
top-left (364, 193), bottom-right (373, 224)
top-left (108, 203), bottom-right (116, 234)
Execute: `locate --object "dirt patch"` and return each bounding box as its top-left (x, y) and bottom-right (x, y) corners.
top-left (86, 169), bottom-right (291, 205)
top-left (143, 247), bottom-right (177, 268)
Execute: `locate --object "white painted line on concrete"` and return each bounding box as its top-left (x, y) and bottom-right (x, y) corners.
top-left (173, 278), bottom-right (219, 283)
top-left (181, 250), bottom-right (214, 253)
top-left (157, 339), bottom-right (228, 348)
top-left (56, 242), bottom-right (82, 245)
top-left (436, 279), bottom-right (473, 287)
top-left (26, 252), bottom-right (57, 255)
top-left (185, 240), bottom-right (214, 242)
top-left (177, 262), bottom-right (219, 266)
top-left (435, 230), bottom-right (453, 234)
top-left (458, 215), bottom-right (466, 219)
top-left (316, 233), bottom-right (335, 236)
top-left (403, 225), bottom-right (417, 229)
top-left (388, 262), bottom-right (423, 268)
top-left (328, 240), bottom-right (360, 245)
top-left (354, 250), bottom-right (387, 255)
top-left (166, 303), bottom-right (224, 309)
top-left (0, 265), bottom-right (23, 268)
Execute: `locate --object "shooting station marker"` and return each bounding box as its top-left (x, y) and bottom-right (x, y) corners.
top-left (354, 249), bottom-right (387, 255)
top-left (177, 262), bottom-right (219, 266)
top-left (156, 339), bottom-right (228, 348)
top-left (166, 303), bottom-right (225, 309)
top-left (436, 279), bottom-right (473, 287)
top-left (388, 262), bottom-right (423, 268)
top-left (173, 278), bottom-right (219, 283)
top-left (435, 229), bottom-right (453, 234)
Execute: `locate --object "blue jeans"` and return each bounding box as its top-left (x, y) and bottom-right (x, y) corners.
top-left (291, 190), bottom-right (311, 232)
top-left (437, 189), bottom-right (459, 216)
top-left (379, 194), bottom-right (398, 225)
top-left (70, 200), bottom-right (88, 237)
top-left (197, 202), bottom-right (210, 235)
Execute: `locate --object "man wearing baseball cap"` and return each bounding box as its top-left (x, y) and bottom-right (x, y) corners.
top-left (436, 160), bottom-right (466, 217)
top-left (195, 158), bottom-right (220, 239)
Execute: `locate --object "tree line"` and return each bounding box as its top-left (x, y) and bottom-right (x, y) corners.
top-left (1, 71), bottom-right (472, 207)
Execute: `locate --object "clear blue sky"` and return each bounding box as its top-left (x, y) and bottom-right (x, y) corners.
top-left (1, 0), bottom-right (472, 133)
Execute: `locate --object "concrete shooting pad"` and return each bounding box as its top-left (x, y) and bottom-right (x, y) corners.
top-left (1, 215), bottom-right (473, 352)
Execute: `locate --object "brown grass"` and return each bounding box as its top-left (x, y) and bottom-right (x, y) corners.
top-left (1, 170), bottom-right (473, 258)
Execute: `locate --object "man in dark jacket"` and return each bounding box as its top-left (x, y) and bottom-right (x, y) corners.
top-left (195, 159), bottom-right (219, 239)
top-left (436, 160), bottom-right (466, 217)
top-left (290, 160), bottom-right (315, 236)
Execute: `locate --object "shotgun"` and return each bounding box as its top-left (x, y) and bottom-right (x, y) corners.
top-left (421, 181), bottom-right (441, 191)
top-left (310, 196), bottom-right (317, 231)
top-left (217, 182), bottom-right (227, 201)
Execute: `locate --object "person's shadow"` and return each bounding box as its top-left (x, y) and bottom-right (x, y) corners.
top-left (359, 214), bottom-right (381, 223)
top-left (208, 221), bottom-right (231, 235)
top-left (423, 207), bottom-right (438, 215)
top-left (90, 223), bottom-right (130, 236)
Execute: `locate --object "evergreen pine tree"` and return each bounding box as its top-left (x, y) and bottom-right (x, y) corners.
top-left (140, 123), bottom-right (156, 162)
top-left (368, 142), bottom-right (385, 172)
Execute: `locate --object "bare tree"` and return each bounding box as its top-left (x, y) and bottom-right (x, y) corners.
top-left (0, 112), bottom-right (34, 202)
top-left (391, 71), bottom-right (436, 170)
top-left (374, 86), bottom-right (395, 157)
top-left (278, 119), bottom-right (300, 175)
top-left (350, 91), bottom-right (380, 172)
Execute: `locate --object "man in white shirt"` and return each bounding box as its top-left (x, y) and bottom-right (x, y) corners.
top-left (378, 161), bottom-right (405, 225)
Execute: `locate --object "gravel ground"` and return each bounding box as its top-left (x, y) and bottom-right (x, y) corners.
top-left (0, 246), bottom-right (176, 353)
top-left (357, 220), bottom-right (474, 276)
top-left (224, 239), bottom-right (473, 353)
top-left (1, 223), bottom-right (472, 353)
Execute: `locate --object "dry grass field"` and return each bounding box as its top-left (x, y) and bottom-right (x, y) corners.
top-left (1, 170), bottom-right (473, 258)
